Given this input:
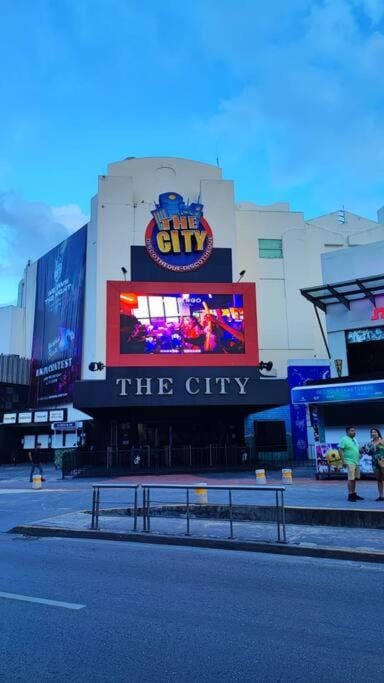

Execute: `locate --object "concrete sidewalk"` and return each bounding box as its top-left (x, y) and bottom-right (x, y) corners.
top-left (2, 463), bottom-right (383, 510)
top-left (12, 508), bottom-right (384, 563)
top-left (3, 463), bottom-right (384, 561)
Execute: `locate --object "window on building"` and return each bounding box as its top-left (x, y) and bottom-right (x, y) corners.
top-left (258, 239), bottom-right (283, 259)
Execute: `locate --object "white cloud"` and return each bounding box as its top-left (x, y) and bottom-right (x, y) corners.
top-left (193, 0), bottom-right (384, 214)
top-left (0, 191), bottom-right (88, 305)
top-left (51, 204), bottom-right (89, 232)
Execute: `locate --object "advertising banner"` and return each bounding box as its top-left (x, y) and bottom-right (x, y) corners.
top-left (287, 364), bottom-right (330, 461)
top-left (30, 226), bottom-right (87, 406)
top-left (315, 443), bottom-right (374, 475)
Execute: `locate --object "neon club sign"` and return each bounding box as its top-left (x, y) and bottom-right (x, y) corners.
top-left (145, 192), bottom-right (213, 272)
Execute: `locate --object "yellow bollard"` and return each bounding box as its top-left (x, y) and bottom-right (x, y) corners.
top-left (255, 469), bottom-right (266, 485)
top-left (32, 474), bottom-right (42, 489)
top-left (282, 468), bottom-right (293, 484)
top-left (194, 484), bottom-right (208, 504)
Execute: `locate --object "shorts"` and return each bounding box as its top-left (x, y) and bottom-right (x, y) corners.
top-left (375, 466), bottom-right (384, 482)
top-left (346, 464), bottom-right (360, 481)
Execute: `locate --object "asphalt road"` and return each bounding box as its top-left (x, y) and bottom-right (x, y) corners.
top-left (0, 535), bottom-right (383, 682)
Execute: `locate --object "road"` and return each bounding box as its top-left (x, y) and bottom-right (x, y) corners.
top-left (0, 534), bottom-right (383, 682)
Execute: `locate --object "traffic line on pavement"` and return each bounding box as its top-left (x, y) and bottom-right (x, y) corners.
top-left (0, 591), bottom-right (85, 610)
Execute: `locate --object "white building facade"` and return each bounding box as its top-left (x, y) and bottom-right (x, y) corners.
top-left (2, 156), bottom-right (384, 383)
top-left (1, 156), bottom-right (384, 465)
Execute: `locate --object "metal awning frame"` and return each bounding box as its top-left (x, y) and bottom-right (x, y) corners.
top-left (300, 273), bottom-right (384, 312)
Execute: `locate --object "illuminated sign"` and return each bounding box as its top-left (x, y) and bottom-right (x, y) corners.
top-left (18, 413), bottom-right (32, 424)
top-left (49, 409), bottom-right (65, 422)
top-left (145, 193), bottom-right (213, 272)
top-left (34, 411), bottom-right (48, 423)
top-left (3, 413), bottom-right (17, 424)
top-left (291, 379), bottom-right (384, 404)
top-left (371, 307), bottom-right (384, 320)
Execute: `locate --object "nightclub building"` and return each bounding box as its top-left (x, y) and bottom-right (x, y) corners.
top-left (1, 157), bottom-right (384, 468)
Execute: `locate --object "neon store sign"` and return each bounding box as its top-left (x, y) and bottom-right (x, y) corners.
top-left (145, 192), bottom-right (213, 272)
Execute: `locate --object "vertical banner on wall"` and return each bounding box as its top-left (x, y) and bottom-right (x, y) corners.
top-left (30, 226), bottom-right (87, 407)
top-left (287, 363), bottom-right (330, 460)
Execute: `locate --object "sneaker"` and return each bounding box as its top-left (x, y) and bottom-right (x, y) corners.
top-left (353, 494), bottom-right (364, 501)
top-left (376, 496), bottom-right (384, 501)
top-left (348, 494), bottom-right (357, 502)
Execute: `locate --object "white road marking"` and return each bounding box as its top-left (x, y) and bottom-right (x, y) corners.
top-left (0, 489), bottom-right (71, 494)
top-left (0, 591), bottom-right (85, 610)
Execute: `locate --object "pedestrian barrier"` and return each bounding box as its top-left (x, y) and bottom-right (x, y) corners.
top-left (194, 484), bottom-right (208, 504)
top-left (141, 484), bottom-right (287, 543)
top-left (32, 474), bottom-right (42, 489)
top-left (255, 469), bottom-right (266, 485)
top-left (91, 484), bottom-right (139, 531)
top-left (282, 468), bottom-right (293, 484)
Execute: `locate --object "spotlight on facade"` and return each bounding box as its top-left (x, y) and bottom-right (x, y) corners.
top-left (121, 266), bottom-right (127, 281)
top-left (258, 361), bottom-right (273, 372)
top-left (237, 270), bottom-right (246, 282)
top-left (88, 362), bottom-right (105, 372)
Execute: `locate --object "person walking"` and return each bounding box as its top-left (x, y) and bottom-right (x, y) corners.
top-left (338, 426), bottom-right (364, 502)
top-left (365, 428), bottom-right (384, 502)
top-left (28, 442), bottom-right (45, 483)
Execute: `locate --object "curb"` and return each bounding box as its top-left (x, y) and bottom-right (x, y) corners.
top-left (10, 524), bottom-right (384, 564)
top-left (94, 504), bottom-right (384, 529)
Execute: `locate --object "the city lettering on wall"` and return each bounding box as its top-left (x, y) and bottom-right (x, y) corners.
top-left (145, 193), bottom-right (213, 272)
top-left (116, 376), bottom-right (250, 396)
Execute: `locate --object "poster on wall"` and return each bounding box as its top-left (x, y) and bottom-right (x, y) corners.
top-left (315, 443), bottom-right (374, 475)
top-left (30, 226), bottom-right (87, 406)
top-left (287, 364), bottom-right (330, 461)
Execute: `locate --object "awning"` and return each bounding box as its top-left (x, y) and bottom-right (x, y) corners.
top-left (301, 274), bottom-right (384, 312)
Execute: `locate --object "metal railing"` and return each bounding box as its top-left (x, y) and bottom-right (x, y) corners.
top-left (91, 484), bottom-right (139, 531)
top-left (61, 444), bottom-right (317, 476)
top-left (141, 484), bottom-right (287, 543)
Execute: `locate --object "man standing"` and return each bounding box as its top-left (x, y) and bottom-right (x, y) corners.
top-left (28, 442), bottom-right (45, 483)
top-left (338, 426), bottom-right (364, 502)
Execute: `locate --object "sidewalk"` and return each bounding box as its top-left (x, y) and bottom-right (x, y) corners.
top-left (2, 464), bottom-right (382, 510)
top-left (4, 464), bottom-right (383, 563)
top-left (12, 509), bottom-right (384, 563)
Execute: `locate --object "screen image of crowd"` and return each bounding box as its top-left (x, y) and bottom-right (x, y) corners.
top-left (120, 292), bottom-right (245, 354)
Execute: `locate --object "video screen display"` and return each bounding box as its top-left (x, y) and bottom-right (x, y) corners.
top-left (120, 292), bottom-right (245, 355)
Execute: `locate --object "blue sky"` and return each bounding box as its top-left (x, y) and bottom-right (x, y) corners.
top-left (1, 0), bottom-right (384, 304)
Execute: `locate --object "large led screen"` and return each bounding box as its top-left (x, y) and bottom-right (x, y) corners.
top-left (107, 282), bottom-right (259, 368)
top-left (120, 292), bottom-right (245, 355)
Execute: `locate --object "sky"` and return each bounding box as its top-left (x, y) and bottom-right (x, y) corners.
top-left (1, 0), bottom-right (384, 304)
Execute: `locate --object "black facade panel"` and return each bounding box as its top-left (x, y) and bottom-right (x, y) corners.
top-left (130, 246), bottom-right (233, 283)
top-left (74, 367), bottom-right (289, 411)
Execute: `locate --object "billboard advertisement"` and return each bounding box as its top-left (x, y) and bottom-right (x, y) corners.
top-left (315, 443), bottom-right (374, 476)
top-left (107, 281), bottom-right (258, 367)
top-left (30, 226), bottom-right (87, 406)
top-left (287, 364), bottom-right (330, 461)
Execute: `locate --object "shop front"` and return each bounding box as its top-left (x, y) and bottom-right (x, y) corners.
top-left (298, 250), bottom-right (384, 477)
